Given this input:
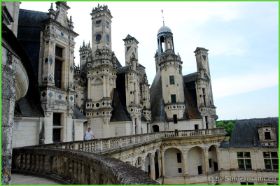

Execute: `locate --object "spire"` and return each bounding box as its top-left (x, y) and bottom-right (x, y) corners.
top-left (50, 3), bottom-right (53, 10)
top-left (161, 9), bottom-right (165, 26)
top-left (48, 3), bottom-right (55, 19)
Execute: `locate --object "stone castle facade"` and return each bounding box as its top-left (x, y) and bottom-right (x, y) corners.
top-left (74, 4), bottom-right (217, 139)
top-left (2, 2), bottom-right (278, 185)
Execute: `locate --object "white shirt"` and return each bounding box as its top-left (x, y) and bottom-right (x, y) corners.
top-left (84, 130), bottom-right (94, 140)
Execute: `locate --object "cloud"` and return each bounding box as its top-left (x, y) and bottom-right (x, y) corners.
top-left (212, 70), bottom-right (278, 98)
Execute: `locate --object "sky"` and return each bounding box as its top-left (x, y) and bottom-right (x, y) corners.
top-left (20, 2), bottom-right (278, 120)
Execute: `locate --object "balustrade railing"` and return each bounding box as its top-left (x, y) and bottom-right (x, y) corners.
top-left (33, 128), bottom-right (225, 153)
top-left (12, 148), bottom-right (157, 184)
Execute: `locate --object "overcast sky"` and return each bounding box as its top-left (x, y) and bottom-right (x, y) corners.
top-left (20, 2), bottom-right (278, 120)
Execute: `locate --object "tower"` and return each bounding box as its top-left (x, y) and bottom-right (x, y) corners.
top-left (79, 41), bottom-right (91, 70)
top-left (194, 47), bottom-right (217, 129)
top-left (90, 4), bottom-right (112, 53)
top-left (86, 4), bottom-right (117, 138)
top-left (156, 25), bottom-right (185, 123)
top-left (123, 34), bottom-right (139, 66)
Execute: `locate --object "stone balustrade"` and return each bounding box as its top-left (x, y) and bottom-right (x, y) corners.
top-left (33, 128), bottom-right (225, 154)
top-left (164, 128), bottom-right (226, 138)
top-left (36, 132), bottom-right (165, 154)
top-left (12, 148), bottom-right (157, 184)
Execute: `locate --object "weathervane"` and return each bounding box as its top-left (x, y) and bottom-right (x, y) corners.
top-left (161, 9), bottom-right (165, 26)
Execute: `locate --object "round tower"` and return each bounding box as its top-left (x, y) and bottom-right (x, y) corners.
top-left (156, 25), bottom-right (185, 123)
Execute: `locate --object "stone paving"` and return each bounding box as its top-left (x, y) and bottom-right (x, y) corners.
top-left (11, 174), bottom-right (59, 184)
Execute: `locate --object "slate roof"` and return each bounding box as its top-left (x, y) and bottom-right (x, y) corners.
top-left (220, 117), bottom-right (278, 148)
top-left (18, 9), bottom-right (48, 81)
top-left (110, 73), bottom-right (131, 122)
top-left (150, 72), bottom-right (167, 122)
top-left (73, 107), bottom-right (87, 120)
top-left (150, 71), bottom-right (201, 122)
top-left (183, 73), bottom-right (201, 119)
top-left (2, 21), bottom-right (44, 118)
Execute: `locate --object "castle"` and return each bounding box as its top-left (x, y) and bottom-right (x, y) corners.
top-left (2, 2), bottom-right (278, 184)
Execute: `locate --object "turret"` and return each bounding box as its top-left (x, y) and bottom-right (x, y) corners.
top-left (79, 41), bottom-right (91, 70)
top-left (194, 47), bottom-right (217, 129)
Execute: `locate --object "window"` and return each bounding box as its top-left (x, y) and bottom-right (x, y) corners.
top-left (205, 116), bottom-right (209, 129)
top-left (55, 46), bottom-right (63, 58)
top-left (171, 94), bottom-right (176, 103)
top-left (106, 21), bottom-right (110, 28)
top-left (169, 75), bottom-right (175, 85)
top-left (173, 114), bottom-right (178, 124)
top-left (177, 153), bottom-right (182, 163)
top-left (237, 152), bottom-right (252, 170)
top-left (96, 20), bottom-right (101, 25)
top-left (209, 159), bottom-right (212, 168)
top-left (106, 34), bottom-right (110, 42)
top-left (240, 182), bottom-right (254, 185)
top-left (55, 46), bottom-right (63, 88)
top-left (265, 132), bottom-right (271, 140)
top-left (178, 168), bottom-right (182, 173)
top-left (202, 88), bottom-right (206, 106)
top-left (195, 124), bottom-right (199, 130)
top-left (54, 59), bottom-right (62, 88)
top-left (53, 113), bottom-right (62, 143)
top-left (263, 152), bottom-right (278, 171)
top-left (96, 34), bottom-right (102, 42)
top-left (198, 165), bottom-right (203, 175)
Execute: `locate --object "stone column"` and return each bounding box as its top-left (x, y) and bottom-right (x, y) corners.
top-left (44, 112), bottom-right (53, 144)
top-left (204, 147), bottom-right (209, 174)
top-left (2, 55), bottom-right (16, 184)
top-left (183, 152), bottom-right (189, 176)
top-left (161, 149), bottom-right (165, 178)
top-left (158, 152), bottom-right (162, 177)
top-left (65, 114), bottom-right (73, 142)
top-left (216, 147), bottom-right (221, 171)
top-left (150, 154), bottom-right (156, 180)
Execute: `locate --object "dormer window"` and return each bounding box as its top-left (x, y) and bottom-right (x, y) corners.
top-left (265, 131), bottom-right (271, 140)
top-left (258, 126), bottom-right (276, 147)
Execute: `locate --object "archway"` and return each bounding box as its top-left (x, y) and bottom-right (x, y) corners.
top-left (152, 125), bottom-right (159, 132)
top-left (135, 156), bottom-right (142, 169)
top-left (208, 145), bottom-right (218, 173)
top-left (144, 153), bottom-right (151, 176)
top-left (164, 148), bottom-right (184, 177)
top-left (154, 151), bottom-right (160, 179)
top-left (188, 146), bottom-right (204, 176)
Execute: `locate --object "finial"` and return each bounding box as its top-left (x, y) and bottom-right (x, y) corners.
top-left (70, 16), bottom-right (72, 22)
top-left (161, 9), bottom-right (165, 26)
top-left (50, 3), bottom-right (53, 10)
top-left (83, 40), bottom-right (85, 47)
